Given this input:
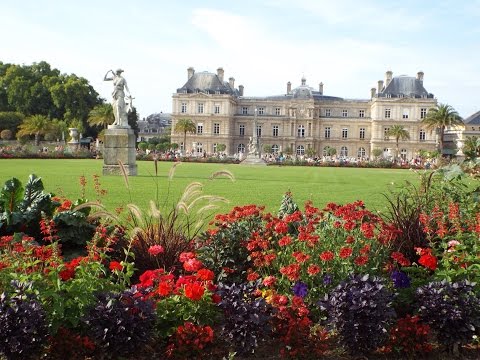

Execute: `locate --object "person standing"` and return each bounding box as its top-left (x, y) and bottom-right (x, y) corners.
top-left (104, 69), bottom-right (131, 127)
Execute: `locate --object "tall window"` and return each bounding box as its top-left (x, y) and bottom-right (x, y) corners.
top-left (213, 123), bottom-right (220, 135)
top-left (342, 109), bottom-right (348, 117)
top-left (197, 103), bottom-right (204, 114)
top-left (214, 105), bottom-right (220, 114)
top-left (196, 143), bottom-right (203, 154)
top-left (359, 110), bottom-right (365, 118)
top-left (272, 144), bottom-right (279, 154)
top-left (400, 148), bottom-right (407, 159)
top-left (275, 107), bottom-right (281, 115)
top-left (384, 127), bottom-right (390, 140)
top-left (239, 124), bottom-right (245, 136)
top-left (324, 127), bottom-right (331, 139)
top-left (237, 144), bottom-right (245, 153)
top-left (242, 107), bottom-right (248, 115)
top-left (342, 128), bottom-right (348, 139)
top-left (385, 108), bottom-right (391, 118)
top-left (420, 108), bottom-right (427, 119)
top-left (181, 102), bottom-right (187, 113)
top-left (403, 109), bottom-right (409, 119)
top-left (298, 125), bottom-right (305, 138)
top-left (419, 129), bottom-right (426, 141)
top-left (296, 145), bottom-right (305, 155)
top-left (256, 125), bottom-right (262, 137)
top-left (340, 146), bottom-right (348, 157)
top-left (258, 107), bottom-right (264, 115)
top-left (272, 125), bottom-right (279, 137)
top-left (359, 127), bottom-right (365, 139)
top-left (357, 147), bottom-right (366, 158)
top-left (325, 109), bottom-right (331, 117)
top-left (197, 123), bottom-right (203, 134)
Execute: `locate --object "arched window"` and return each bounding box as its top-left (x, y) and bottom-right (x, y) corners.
top-left (297, 125), bottom-right (305, 138)
top-left (296, 145), bottom-right (305, 155)
top-left (237, 144), bottom-right (245, 153)
top-left (400, 148), bottom-right (407, 160)
top-left (357, 147), bottom-right (366, 158)
top-left (340, 146), bottom-right (348, 157)
top-left (272, 144), bottom-right (279, 154)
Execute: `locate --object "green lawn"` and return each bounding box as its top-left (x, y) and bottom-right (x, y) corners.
top-left (0, 159), bottom-right (420, 216)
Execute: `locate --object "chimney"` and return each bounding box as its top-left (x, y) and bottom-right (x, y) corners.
top-left (371, 87), bottom-right (377, 98)
top-left (301, 76), bottom-right (306, 86)
top-left (187, 67), bottom-right (195, 80)
top-left (385, 70), bottom-right (393, 87)
top-left (217, 67), bottom-right (224, 82)
top-left (239, 85), bottom-right (244, 96)
top-left (319, 82), bottom-right (324, 95)
top-left (287, 81), bottom-right (292, 94)
top-left (377, 80), bottom-right (384, 94)
top-left (229, 77), bottom-right (235, 89)
top-left (417, 71), bottom-right (424, 83)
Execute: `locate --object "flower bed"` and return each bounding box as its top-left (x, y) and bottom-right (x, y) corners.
top-left (0, 170), bottom-right (479, 359)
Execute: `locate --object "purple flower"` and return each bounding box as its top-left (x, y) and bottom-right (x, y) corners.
top-left (391, 270), bottom-right (411, 288)
top-left (292, 281), bottom-right (308, 298)
top-left (323, 274), bottom-right (333, 285)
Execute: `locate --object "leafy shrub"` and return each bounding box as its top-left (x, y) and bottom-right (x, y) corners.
top-left (82, 287), bottom-right (156, 359)
top-left (0, 281), bottom-right (49, 360)
top-left (415, 280), bottom-right (480, 349)
top-left (46, 327), bottom-right (96, 360)
top-left (165, 321), bottom-right (214, 359)
top-left (216, 281), bottom-right (272, 355)
top-left (0, 129), bottom-right (12, 140)
top-left (385, 315), bottom-right (433, 356)
top-left (321, 274), bottom-right (395, 355)
top-left (196, 205), bottom-right (265, 283)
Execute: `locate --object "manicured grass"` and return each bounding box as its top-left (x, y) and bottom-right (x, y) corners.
top-left (0, 159), bottom-right (420, 216)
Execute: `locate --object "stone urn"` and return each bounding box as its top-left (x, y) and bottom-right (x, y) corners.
top-left (68, 128), bottom-right (79, 144)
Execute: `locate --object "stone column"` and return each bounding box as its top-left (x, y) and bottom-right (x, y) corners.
top-left (102, 127), bottom-right (137, 176)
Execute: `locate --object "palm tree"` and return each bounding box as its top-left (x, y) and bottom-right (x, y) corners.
top-left (88, 103), bottom-right (114, 129)
top-left (173, 118), bottom-right (196, 155)
top-left (16, 114), bottom-right (52, 146)
top-left (386, 125), bottom-right (410, 161)
top-left (422, 103), bottom-right (463, 153)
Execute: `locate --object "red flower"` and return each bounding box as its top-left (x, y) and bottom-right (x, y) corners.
top-left (307, 264), bottom-right (321, 276)
top-left (109, 261), bottom-right (123, 271)
top-left (183, 258), bottom-right (203, 272)
top-left (418, 253), bottom-right (437, 271)
top-left (59, 268), bottom-right (75, 281)
top-left (179, 252), bottom-right (196, 262)
top-left (345, 235), bottom-right (355, 244)
top-left (247, 271), bottom-right (260, 282)
top-left (148, 245), bottom-right (164, 256)
top-left (391, 252), bottom-right (411, 267)
top-left (184, 282), bottom-right (205, 301)
top-left (263, 275), bottom-right (277, 287)
top-left (278, 236), bottom-right (292, 247)
top-left (196, 268), bottom-right (214, 281)
top-left (292, 251), bottom-right (310, 263)
top-left (275, 221), bottom-right (288, 234)
top-left (279, 263), bottom-right (301, 281)
top-left (157, 281), bottom-right (174, 296)
top-left (211, 294), bottom-right (221, 304)
top-left (354, 256), bottom-right (369, 266)
top-left (339, 246), bottom-right (353, 259)
top-left (319, 251), bottom-right (334, 262)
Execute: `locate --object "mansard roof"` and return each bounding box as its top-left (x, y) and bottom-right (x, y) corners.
top-left (177, 71), bottom-right (239, 95)
top-left (464, 110), bottom-right (480, 125)
top-left (379, 75), bottom-right (434, 98)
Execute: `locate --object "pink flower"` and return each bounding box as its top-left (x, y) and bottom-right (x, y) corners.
top-left (148, 245), bottom-right (165, 256)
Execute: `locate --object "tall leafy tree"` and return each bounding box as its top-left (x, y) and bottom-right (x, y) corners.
top-left (422, 103), bottom-right (463, 153)
top-left (127, 106), bottom-right (140, 138)
top-left (88, 103), bottom-right (114, 129)
top-left (173, 118), bottom-right (196, 155)
top-left (0, 111), bottom-right (24, 137)
top-left (386, 125), bottom-right (410, 160)
top-left (16, 114), bottom-right (52, 145)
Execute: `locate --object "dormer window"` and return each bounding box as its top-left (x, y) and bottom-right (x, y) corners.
top-left (386, 93), bottom-right (392, 98)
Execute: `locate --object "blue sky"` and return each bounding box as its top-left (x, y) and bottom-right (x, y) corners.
top-left (1, 0), bottom-right (479, 118)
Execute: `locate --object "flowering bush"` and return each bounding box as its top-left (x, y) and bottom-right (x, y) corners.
top-left (216, 281), bottom-right (272, 355)
top-left (0, 281), bottom-right (49, 360)
top-left (415, 280), bottom-right (480, 350)
top-left (165, 321), bottom-right (214, 359)
top-left (385, 315), bottom-right (433, 356)
top-left (82, 287), bottom-right (156, 359)
top-left (321, 274), bottom-right (395, 355)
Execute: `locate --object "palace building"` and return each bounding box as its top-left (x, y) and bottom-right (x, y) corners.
top-left (171, 67), bottom-right (438, 159)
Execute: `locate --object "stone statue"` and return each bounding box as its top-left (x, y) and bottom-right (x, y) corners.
top-left (248, 136), bottom-right (256, 155)
top-left (104, 69), bottom-right (132, 127)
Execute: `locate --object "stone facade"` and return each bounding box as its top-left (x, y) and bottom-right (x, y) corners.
top-left (171, 68), bottom-right (438, 160)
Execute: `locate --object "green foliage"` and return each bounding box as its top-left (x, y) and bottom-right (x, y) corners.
top-left (138, 141), bottom-right (148, 151)
top-left (277, 191), bottom-right (299, 219)
top-left (87, 103), bottom-right (113, 129)
top-left (422, 103), bottom-right (463, 151)
top-left (216, 143), bottom-right (226, 153)
top-left (0, 112), bottom-right (24, 136)
top-left (0, 129), bottom-right (12, 140)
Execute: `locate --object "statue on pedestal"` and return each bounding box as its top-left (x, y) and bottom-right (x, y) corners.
top-left (104, 69), bottom-right (132, 127)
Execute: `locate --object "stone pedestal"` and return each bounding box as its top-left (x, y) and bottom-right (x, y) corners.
top-left (102, 127), bottom-right (137, 176)
top-left (240, 154), bottom-right (267, 166)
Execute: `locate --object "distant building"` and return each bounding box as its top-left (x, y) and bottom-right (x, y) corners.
top-left (444, 110), bottom-right (480, 157)
top-left (171, 67), bottom-right (438, 159)
top-left (137, 113), bottom-right (172, 142)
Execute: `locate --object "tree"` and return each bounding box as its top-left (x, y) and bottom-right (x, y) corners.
top-left (88, 103), bottom-right (114, 129)
top-left (173, 118), bottom-right (196, 155)
top-left (327, 147), bottom-right (337, 156)
top-left (16, 114), bottom-right (52, 146)
top-left (306, 147), bottom-right (316, 158)
top-left (422, 103), bottom-right (463, 153)
top-left (0, 111), bottom-right (24, 137)
top-left (217, 143), bottom-right (226, 153)
top-left (263, 144), bottom-right (272, 154)
top-left (372, 148), bottom-right (383, 159)
top-left (50, 119), bottom-right (69, 142)
top-left (463, 136), bottom-right (480, 160)
top-left (127, 106), bottom-right (140, 138)
top-left (386, 125), bottom-right (410, 160)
